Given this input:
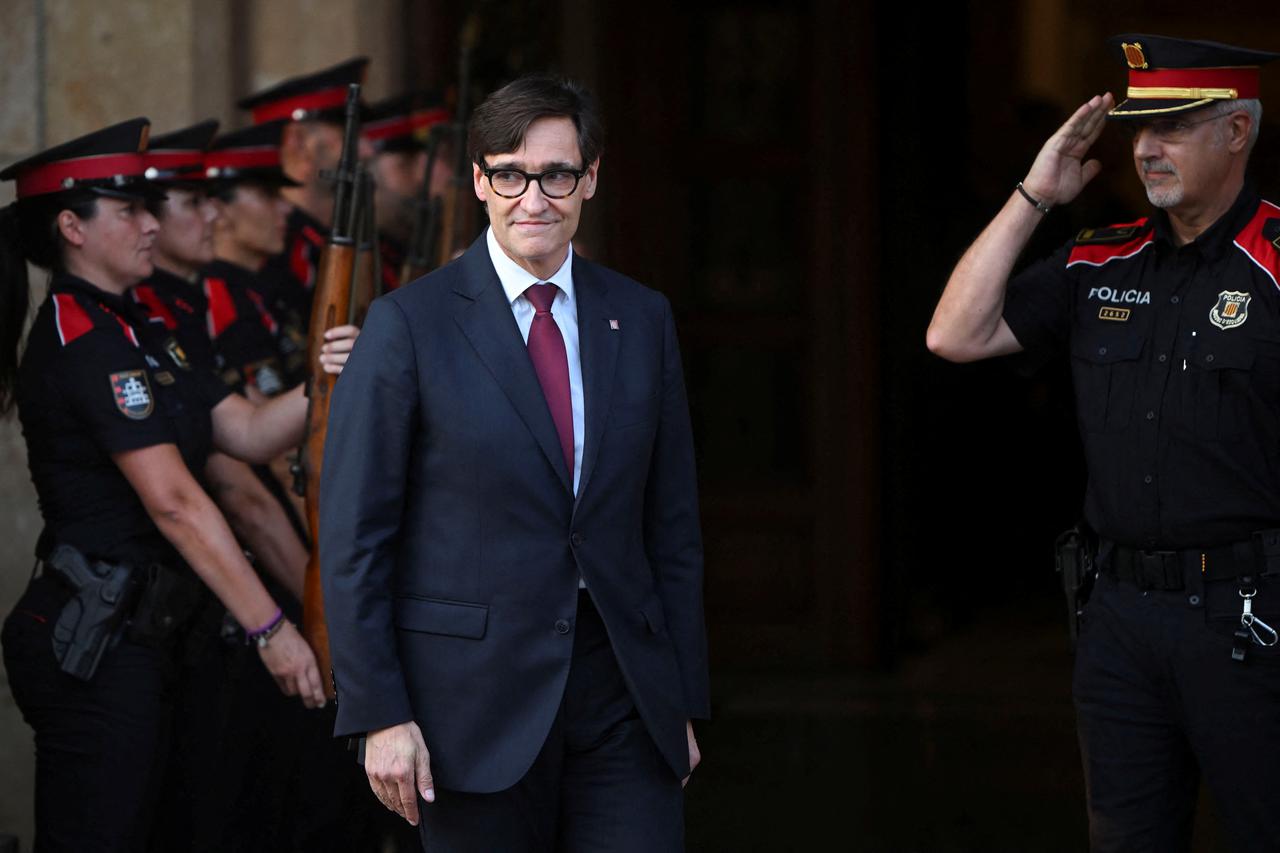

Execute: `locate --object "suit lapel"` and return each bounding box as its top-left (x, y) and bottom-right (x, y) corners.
top-left (452, 239), bottom-right (573, 493)
top-left (573, 257), bottom-right (620, 511)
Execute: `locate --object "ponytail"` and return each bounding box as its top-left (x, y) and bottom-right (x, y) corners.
top-left (0, 202), bottom-right (29, 414)
top-left (0, 190), bottom-right (98, 414)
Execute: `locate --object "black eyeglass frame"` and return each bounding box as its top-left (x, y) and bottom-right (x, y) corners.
top-left (479, 162), bottom-right (588, 199)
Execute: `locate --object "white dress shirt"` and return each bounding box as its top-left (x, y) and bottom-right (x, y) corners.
top-left (486, 226), bottom-right (586, 497)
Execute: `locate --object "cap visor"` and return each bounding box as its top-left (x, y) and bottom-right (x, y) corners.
top-left (90, 182), bottom-right (168, 202)
top-left (1108, 97), bottom-right (1221, 118)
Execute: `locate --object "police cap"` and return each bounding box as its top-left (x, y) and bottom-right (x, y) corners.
top-left (0, 117), bottom-right (165, 201)
top-left (205, 120), bottom-right (301, 187)
top-left (1108, 33), bottom-right (1280, 118)
top-left (363, 92), bottom-right (451, 154)
top-left (145, 119), bottom-right (220, 185)
top-left (237, 57), bottom-right (369, 125)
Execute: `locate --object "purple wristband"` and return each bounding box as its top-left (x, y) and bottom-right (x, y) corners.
top-left (247, 608), bottom-right (284, 640)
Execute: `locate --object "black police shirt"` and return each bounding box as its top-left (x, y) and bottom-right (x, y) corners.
top-left (201, 259), bottom-right (291, 397)
top-left (1004, 185), bottom-right (1280, 549)
top-left (260, 205), bottom-right (326, 323)
top-left (131, 265), bottom-right (216, 377)
top-left (18, 273), bottom-right (232, 565)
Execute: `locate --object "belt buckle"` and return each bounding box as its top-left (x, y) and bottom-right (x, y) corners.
top-left (1139, 550), bottom-right (1182, 590)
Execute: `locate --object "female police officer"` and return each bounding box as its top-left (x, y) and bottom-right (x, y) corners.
top-left (0, 118), bottom-right (345, 851)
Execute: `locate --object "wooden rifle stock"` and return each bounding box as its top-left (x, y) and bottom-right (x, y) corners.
top-left (298, 83), bottom-right (362, 702)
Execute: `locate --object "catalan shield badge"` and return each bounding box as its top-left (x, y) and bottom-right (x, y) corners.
top-left (1209, 291), bottom-right (1250, 331)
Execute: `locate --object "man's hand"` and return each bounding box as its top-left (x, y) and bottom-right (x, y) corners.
top-left (682, 719), bottom-right (701, 788)
top-left (256, 620), bottom-right (327, 708)
top-left (1022, 92), bottom-right (1115, 208)
top-left (366, 721), bottom-right (435, 826)
top-left (319, 324), bottom-right (361, 375)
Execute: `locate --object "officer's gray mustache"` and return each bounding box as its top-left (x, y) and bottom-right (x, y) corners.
top-left (1142, 159), bottom-right (1177, 175)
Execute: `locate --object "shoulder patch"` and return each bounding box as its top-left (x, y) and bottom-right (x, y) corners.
top-left (52, 294), bottom-right (94, 346)
top-left (1232, 200), bottom-right (1280, 291)
top-left (1067, 219), bottom-right (1154, 269)
top-left (204, 277), bottom-right (238, 339)
top-left (109, 370), bottom-right (154, 419)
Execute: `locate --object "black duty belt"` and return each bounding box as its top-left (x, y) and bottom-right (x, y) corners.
top-left (1106, 530), bottom-right (1280, 591)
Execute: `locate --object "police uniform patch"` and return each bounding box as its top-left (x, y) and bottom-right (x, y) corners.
top-left (1099, 306), bottom-right (1131, 322)
top-left (165, 337), bottom-right (191, 370)
top-left (1210, 291), bottom-right (1251, 330)
top-left (1076, 225), bottom-right (1142, 244)
top-left (109, 370), bottom-right (154, 419)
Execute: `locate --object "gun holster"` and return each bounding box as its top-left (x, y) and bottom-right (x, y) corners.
top-left (1055, 525), bottom-right (1098, 649)
top-left (46, 544), bottom-right (137, 682)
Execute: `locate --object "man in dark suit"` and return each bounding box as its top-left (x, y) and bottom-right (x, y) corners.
top-left (319, 74), bottom-right (709, 852)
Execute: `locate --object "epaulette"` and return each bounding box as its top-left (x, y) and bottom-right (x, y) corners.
top-left (204, 277), bottom-right (238, 339)
top-left (1231, 200), bottom-right (1280, 291)
top-left (131, 286), bottom-right (178, 331)
top-left (1067, 218), bottom-right (1154, 269)
top-left (52, 293), bottom-right (140, 348)
top-left (1075, 224), bottom-right (1145, 244)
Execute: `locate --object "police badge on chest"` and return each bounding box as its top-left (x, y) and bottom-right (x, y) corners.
top-left (1210, 291), bottom-right (1251, 330)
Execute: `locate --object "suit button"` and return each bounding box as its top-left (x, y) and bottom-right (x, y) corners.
top-left (555, 619), bottom-right (572, 635)
top-left (570, 532), bottom-right (584, 547)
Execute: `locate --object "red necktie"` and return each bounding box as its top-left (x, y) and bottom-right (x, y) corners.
top-left (524, 283), bottom-right (574, 476)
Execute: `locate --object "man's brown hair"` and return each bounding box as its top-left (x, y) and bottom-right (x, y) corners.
top-left (468, 74), bottom-right (604, 167)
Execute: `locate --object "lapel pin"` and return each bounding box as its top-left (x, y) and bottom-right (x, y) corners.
top-left (609, 319), bottom-right (620, 330)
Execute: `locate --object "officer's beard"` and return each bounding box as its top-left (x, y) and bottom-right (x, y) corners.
top-left (1141, 158), bottom-right (1184, 209)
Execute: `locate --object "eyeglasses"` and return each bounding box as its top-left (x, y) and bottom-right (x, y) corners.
top-left (480, 163), bottom-right (587, 199)
top-left (1124, 112), bottom-right (1232, 143)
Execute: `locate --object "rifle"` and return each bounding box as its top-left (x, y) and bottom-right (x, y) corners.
top-left (398, 124), bottom-right (447, 284)
top-left (434, 17), bottom-right (483, 267)
top-left (296, 83), bottom-right (364, 701)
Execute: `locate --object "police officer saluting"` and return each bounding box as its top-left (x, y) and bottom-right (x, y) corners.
top-left (929, 35), bottom-right (1280, 852)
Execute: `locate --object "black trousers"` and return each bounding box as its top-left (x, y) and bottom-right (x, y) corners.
top-left (417, 591), bottom-right (685, 853)
top-left (1074, 570), bottom-right (1280, 853)
top-left (2, 575), bottom-right (177, 853)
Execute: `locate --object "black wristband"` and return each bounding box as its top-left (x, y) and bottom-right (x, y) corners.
top-left (1016, 182), bottom-right (1052, 214)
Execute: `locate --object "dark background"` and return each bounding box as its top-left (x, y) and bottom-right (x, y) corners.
top-left (383, 1), bottom-right (1280, 849)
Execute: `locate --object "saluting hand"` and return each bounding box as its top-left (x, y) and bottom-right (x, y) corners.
top-left (366, 720), bottom-right (435, 826)
top-left (1022, 92), bottom-right (1115, 208)
top-left (318, 324), bottom-right (361, 375)
top-left (256, 620), bottom-right (327, 709)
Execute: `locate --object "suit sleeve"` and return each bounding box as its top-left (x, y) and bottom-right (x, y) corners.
top-left (643, 296), bottom-right (711, 720)
top-left (320, 296), bottom-right (419, 736)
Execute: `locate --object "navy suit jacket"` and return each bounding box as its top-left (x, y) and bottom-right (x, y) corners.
top-left (319, 235), bottom-right (710, 793)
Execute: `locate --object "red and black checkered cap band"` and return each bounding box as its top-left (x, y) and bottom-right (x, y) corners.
top-left (204, 146), bottom-right (281, 176)
top-left (250, 85), bottom-right (349, 125)
top-left (15, 152), bottom-right (149, 199)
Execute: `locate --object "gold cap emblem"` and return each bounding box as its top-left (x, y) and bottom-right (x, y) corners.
top-left (1122, 42), bottom-right (1148, 70)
